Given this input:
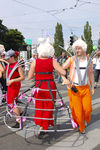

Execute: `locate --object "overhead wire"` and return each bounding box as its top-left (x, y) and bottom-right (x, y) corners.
top-left (12, 0), bottom-right (60, 20)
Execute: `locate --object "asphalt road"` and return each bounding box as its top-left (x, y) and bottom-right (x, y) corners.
top-left (0, 78), bottom-right (100, 150)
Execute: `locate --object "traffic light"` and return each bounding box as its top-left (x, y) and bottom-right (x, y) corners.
top-left (70, 36), bottom-right (74, 46)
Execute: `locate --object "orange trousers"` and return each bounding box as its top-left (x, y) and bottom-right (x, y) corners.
top-left (68, 84), bottom-right (92, 132)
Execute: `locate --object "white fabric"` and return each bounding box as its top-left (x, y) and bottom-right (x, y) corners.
top-left (73, 58), bottom-right (88, 85)
top-left (92, 57), bottom-right (96, 65)
top-left (95, 57), bottom-right (100, 70)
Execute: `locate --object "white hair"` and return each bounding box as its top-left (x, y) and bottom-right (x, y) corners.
top-left (0, 44), bottom-right (5, 51)
top-left (37, 37), bottom-right (54, 58)
top-left (72, 39), bottom-right (87, 51)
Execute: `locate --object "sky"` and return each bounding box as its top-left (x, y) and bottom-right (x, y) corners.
top-left (0, 0), bottom-right (100, 45)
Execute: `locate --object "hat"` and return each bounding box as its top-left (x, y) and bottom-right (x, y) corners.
top-left (5, 50), bottom-right (15, 60)
top-left (72, 39), bottom-right (87, 51)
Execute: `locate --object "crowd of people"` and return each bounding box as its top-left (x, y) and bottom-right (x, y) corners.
top-left (0, 37), bottom-right (99, 138)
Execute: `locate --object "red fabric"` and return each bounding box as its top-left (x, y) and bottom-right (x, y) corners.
top-left (5, 62), bottom-right (20, 80)
top-left (34, 58), bottom-right (56, 130)
top-left (15, 51), bottom-right (19, 57)
top-left (5, 62), bottom-right (21, 104)
top-left (7, 83), bottom-right (21, 104)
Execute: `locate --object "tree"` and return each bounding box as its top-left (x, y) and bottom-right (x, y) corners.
top-left (81, 21), bottom-right (93, 54)
top-left (98, 38), bottom-right (100, 50)
top-left (53, 23), bottom-right (64, 57)
top-left (6, 29), bottom-right (25, 51)
top-left (0, 19), bottom-right (8, 46)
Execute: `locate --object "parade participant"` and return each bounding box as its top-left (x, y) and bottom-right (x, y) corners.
top-left (28, 38), bottom-right (66, 137)
top-left (62, 39), bottom-right (94, 134)
top-left (4, 50), bottom-right (25, 128)
top-left (0, 45), bottom-right (7, 104)
top-left (0, 51), bottom-right (8, 96)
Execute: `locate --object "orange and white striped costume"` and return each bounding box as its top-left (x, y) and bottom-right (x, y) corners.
top-left (63, 56), bottom-right (93, 132)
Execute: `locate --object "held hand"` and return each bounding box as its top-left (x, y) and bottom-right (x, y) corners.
top-left (7, 79), bottom-right (14, 86)
top-left (63, 79), bottom-right (71, 85)
top-left (91, 88), bottom-right (95, 95)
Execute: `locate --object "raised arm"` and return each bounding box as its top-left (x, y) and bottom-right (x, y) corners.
top-left (62, 57), bottom-right (72, 87)
top-left (0, 59), bottom-right (8, 64)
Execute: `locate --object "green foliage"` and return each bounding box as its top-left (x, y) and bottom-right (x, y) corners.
top-left (0, 19), bottom-right (8, 46)
top-left (0, 19), bottom-right (25, 51)
top-left (98, 39), bottom-right (100, 50)
top-left (81, 21), bottom-right (93, 54)
top-left (6, 29), bottom-right (25, 51)
top-left (53, 22), bottom-right (64, 57)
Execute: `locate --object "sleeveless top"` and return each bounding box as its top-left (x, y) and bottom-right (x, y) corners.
top-left (5, 62), bottom-right (20, 80)
top-left (35, 58), bottom-right (54, 80)
top-left (73, 58), bottom-right (88, 85)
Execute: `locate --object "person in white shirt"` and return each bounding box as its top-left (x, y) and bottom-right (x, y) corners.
top-left (30, 53), bottom-right (36, 63)
top-left (94, 53), bottom-right (100, 88)
top-left (92, 56), bottom-right (96, 72)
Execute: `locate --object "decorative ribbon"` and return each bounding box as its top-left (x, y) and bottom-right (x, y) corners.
top-left (27, 97), bottom-right (32, 103)
top-left (3, 94), bottom-right (6, 97)
top-left (16, 117), bottom-right (26, 128)
top-left (27, 97), bottom-right (35, 105)
top-left (16, 117), bottom-right (26, 123)
top-left (58, 100), bottom-right (64, 110)
top-left (32, 88), bottom-right (40, 95)
top-left (70, 118), bottom-right (78, 128)
top-left (19, 93), bottom-right (26, 100)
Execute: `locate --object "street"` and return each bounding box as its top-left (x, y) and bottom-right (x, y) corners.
top-left (0, 77), bottom-right (100, 150)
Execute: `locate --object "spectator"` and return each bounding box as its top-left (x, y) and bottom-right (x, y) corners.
top-left (57, 51), bottom-right (66, 83)
top-left (94, 53), bottom-right (100, 88)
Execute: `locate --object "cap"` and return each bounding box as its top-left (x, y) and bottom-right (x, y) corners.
top-left (5, 50), bottom-right (15, 60)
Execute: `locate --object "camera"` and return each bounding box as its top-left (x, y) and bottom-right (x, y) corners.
top-left (71, 86), bottom-right (78, 93)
